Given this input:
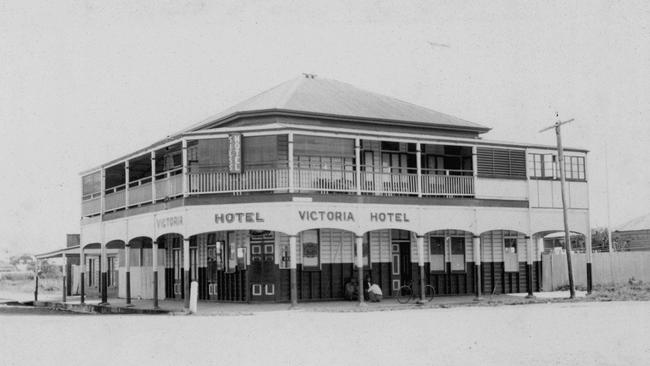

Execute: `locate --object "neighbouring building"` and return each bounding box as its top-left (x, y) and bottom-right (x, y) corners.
top-left (613, 213), bottom-right (650, 251)
top-left (76, 75), bottom-right (592, 307)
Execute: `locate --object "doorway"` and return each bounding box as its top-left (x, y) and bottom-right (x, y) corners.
top-left (249, 231), bottom-right (277, 301)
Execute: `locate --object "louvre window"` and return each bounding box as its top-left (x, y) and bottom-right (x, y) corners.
top-left (476, 148), bottom-right (526, 179)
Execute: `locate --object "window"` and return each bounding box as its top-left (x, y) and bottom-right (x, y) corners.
top-left (354, 234), bottom-right (370, 268)
top-left (301, 230), bottom-right (320, 270)
top-left (504, 237), bottom-right (519, 272)
top-left (477, 148), bottom-right (526, 179)
top-left (450, 237), bottom-right (465, 271)
top-left (226, 232), bottom-right (237, 273)
top-left (190, 248), bottom-right (198, 281)
top-left (82, 172), bottom-right (101, 199)
top-left (529, 153), bottom-right (585, 180)
top-left (107, 256), bottom-right (117, 287)
top-left (87, 258), bottom-right (95, 286)
top-left (279, 241), bottom-right (290, 269)
top-left (429, 236), bottom-right (445, 272)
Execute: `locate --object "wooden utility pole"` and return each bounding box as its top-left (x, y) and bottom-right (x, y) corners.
top-left (540, 113), bottom-right (576, 299)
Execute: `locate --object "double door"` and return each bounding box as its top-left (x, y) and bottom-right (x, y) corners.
top-left (249, 236), bottom-right (276, 301)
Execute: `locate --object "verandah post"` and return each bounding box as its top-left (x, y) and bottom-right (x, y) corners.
top-left (151, 151), bottom-right (156, 204)
top-left (80, 245), bottom-right (85, 304)
top-left (100, 242), bottom-right (108, 305)
top-left (473, 235), bottom-right (482, 300)
top-left (182, 139), bottom-right (189, 198)
top-left (183, 237), bottom-right (190, 310)
top-left (355, 235), bottom-right (365, 306)
top-left (355, 138), bottom-right (361, 195)
top-left (288, 133), bottom-right (294, 193)
top-left (289, 235), bottom-right (298, 307)
top-left (417, 235), bottom-right (425, 302)
top-left (526, 236), bottom-right (535, 298)
top-left (152, 240), bottom-right (159, 309)
top-left (62, 253), bottom-right (67, 303)
top-left (125, 242), bottom-right (132, 306)
top-left (416, 143), bottom-right (422, 198)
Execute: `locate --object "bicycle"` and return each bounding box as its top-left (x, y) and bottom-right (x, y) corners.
top-left (394, 281), bottom-right (435, 304)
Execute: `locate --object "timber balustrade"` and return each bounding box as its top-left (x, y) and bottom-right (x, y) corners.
top-left (104, 184), bottom-right (126, 211)
top-left (189, 168), bottom-right (289, 194)
top-left (127, 176), bottom-right (153, 206)
top-left (155, 167), bottom-right (183, 201)
top-left (81, 167), bottom-right (475, 217)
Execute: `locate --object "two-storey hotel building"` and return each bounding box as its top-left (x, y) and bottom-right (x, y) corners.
top-left (78, 75), bottom-right (592, 307)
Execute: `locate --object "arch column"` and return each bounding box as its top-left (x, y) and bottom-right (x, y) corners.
top-left (183, 237), bottom-right (190, 309)
top-left (152, 240), bottom-right (159, 309)
top-left (100, 242), bottom-right (108, 305)
top-left (289, 235), bottom-right (298, 307)
top-left (526, 236), bottom-right (535, 298)
top-left (416, 235), bottom-right (425, 302)
top-left (79, 245), bottom-right (85, 304)
top-left (355, 235), bottom-right (365, 306)
top-left (61, 253), bottom-right (67, 303)
top-left (473, 235), bottom-right (482, 300)
top-left (125, 242), bottom-right (132, 306)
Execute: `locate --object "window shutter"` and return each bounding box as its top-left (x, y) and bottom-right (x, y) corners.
top-left (476, 147), bottom-right (526, 179)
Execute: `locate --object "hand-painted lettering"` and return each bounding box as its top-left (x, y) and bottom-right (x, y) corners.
top-left (369, 212), bottom-right (410, 223)
top-left (215, 212), bottom-right (264, 224)
top-left (298, 211), bottom-right (355, 222)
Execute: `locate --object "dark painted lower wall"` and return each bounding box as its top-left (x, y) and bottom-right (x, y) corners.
top-left (481, 261), bottom-right (541, 295)
top-left (175, 260), bottom-right (543, 302)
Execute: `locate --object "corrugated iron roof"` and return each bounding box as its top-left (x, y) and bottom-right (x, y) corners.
top-left (184, 75), bottom-right (490, 133)
top-left (616, 213), bottom-right (650, 232)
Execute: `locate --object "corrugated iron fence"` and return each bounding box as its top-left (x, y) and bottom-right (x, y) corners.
top-left (542, 252), bottom-right (650, 291)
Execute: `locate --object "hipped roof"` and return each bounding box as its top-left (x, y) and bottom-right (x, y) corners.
top-left (616, 213), bottom-right (650, 232)
top-left (182, 75), bottom-right (490, 133)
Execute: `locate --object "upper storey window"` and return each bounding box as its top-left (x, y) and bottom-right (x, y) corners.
top-left (529, 153), bottom-right (585, 181)
top-left (476, 148), bottom-right (526, 179)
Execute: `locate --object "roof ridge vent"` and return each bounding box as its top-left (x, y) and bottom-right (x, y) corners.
top-left (302, 73), bottom-right (317, 79)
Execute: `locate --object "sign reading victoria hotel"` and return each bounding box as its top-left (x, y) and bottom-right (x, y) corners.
top-left (212, 210), bottom-right (411, 224)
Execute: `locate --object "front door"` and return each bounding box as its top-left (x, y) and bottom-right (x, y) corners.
top-left (399, 242), bottom-right (412, 285)
top-left (249, 231), bottom-right (276, 301)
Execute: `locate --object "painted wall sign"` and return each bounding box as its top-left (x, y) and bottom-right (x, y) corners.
top-left (298, 210), bottom-right (355, 222)
top-left (156, 216), bottom-right (183, 229)
top-left (369, 212), bottom-right (411, 222)
top-left (215, 212), bottom-right (264, 224)
top-left (228, 133), bottom-right (242, 173)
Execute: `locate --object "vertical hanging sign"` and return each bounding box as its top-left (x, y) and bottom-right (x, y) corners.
top-left (228, 133), bottom-right (242, 173)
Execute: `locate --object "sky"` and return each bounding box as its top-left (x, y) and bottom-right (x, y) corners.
top-left (1, 0), bottom-right (649, 255)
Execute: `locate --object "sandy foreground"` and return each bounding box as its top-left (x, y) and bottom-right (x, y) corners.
top-left (1, 301), bottom-right (648, 366)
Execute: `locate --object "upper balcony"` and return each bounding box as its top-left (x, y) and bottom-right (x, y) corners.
top-left (81, 134), bottom-right (482, 218)
top-left (81, 132), bottom-right (587, 218)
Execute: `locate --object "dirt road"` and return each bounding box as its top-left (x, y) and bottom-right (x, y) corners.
top-left (1, 301), bottom-right (648, 365)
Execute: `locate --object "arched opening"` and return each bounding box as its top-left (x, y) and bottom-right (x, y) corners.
top-left (81, 243), bottom-right (101, 298)
top-left (155, 233), bottom-right (183, 301)
top-left (421, 229), bottom-right (476, 296)
top-left (534, 230), bottom-right (586, 255)
top-left (104, 240), bottom-right (125, 298)
top-left (480, 229), bottom-right (530, 294)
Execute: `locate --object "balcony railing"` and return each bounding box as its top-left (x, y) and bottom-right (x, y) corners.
top-left (82, 167), bottom-right (475, 217)
top-left (421, 169), bottom-right (474, 197)
top-left (155, 168), bottom-right (183, 201)
top-left (360, 171), bottom-right (418, 195)
top-left (294, 168), bottom-right (356, 193)
top-left (190, 169), bottom-right (289, 194)
top-left (104, 184), bottom-right (126, 211)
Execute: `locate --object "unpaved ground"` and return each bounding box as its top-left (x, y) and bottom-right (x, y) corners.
top-left (1, 301), bottom-right (648, 366)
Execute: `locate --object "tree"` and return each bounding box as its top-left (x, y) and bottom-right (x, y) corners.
top-left (591, 227), bottom-right (610, 252)
top-left (9, 254), bottom-right (35, 271)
